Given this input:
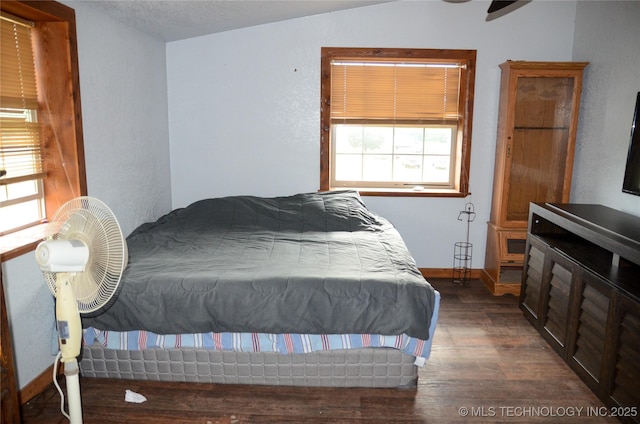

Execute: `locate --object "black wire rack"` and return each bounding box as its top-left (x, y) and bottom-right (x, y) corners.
top-left (453, 202), bottom-right (476, 286)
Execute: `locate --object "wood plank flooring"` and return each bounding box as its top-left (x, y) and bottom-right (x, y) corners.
top-left (21, 279), bottom-right (617, 423)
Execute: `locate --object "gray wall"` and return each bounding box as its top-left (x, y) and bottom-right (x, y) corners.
top-left (3, 2), bottom-right (172, 388)
top-left (571, 0), bottom-right (640, 215)
top-left (166, 0), bottom-right (578, 270)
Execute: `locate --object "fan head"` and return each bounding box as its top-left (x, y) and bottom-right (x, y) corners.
top-left (39, 197), bottom-right (128, 313)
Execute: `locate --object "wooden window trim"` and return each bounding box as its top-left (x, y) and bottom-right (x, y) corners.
top-left (0, 0), bottom-right (86, 262)
top-left (320, 47), bottom-right (476, 197)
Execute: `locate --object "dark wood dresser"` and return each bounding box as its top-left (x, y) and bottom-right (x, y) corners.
top-left (520, 203), bottom-right (640, 422)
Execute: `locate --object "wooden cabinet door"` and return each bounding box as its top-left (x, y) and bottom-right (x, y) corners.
top-left (539, 248), bottom-right (579, 356)
top-left (606, 295), bottom-right (640, 416)
top-left (501, 76), bottom-right (577, 226)
top-left (499, 230), bottom-right (527, 263)
top-left (566, 270), bottom-right (614, 395)
top-left (492, 61), bottom-right (587, 229)
top-left (520, 236), bottom-right (547, 325)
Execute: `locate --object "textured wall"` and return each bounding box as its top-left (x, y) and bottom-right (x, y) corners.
top-left (2, 2), bottom-right (172, 388)
top-left (571, 1), bottom-right (640, 216)
top-left (166, 0), bottom-right (578, 269)
top-left (3, 255), bottom-right (56, 389)
top-left (74, 3), bottom-right (172, 235)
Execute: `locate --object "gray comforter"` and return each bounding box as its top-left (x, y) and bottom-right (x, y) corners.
top-left (82, 191), bottom-right (436, 339)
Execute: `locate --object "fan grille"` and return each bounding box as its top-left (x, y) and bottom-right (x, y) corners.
top-left (42, 197), bottom-right (128, 313)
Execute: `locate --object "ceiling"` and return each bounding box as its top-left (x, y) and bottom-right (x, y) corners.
top-left (78, 0), bottom-right (392, 42)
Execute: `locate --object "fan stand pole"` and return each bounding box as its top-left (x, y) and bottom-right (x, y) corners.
top-left (63, 359), bottom-right (83, 424)
top-left (56, 275), bottom-right (83, 424)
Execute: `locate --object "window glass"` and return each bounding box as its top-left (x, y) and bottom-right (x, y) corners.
top-left (331, 124), bottom-right (456, 188)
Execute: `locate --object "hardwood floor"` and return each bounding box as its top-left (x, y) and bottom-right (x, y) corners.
top-left (21, 279), bottom-right (617, 423)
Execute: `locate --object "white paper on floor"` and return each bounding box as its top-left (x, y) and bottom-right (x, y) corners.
top-left (125, 389), bottom-right (147, 403)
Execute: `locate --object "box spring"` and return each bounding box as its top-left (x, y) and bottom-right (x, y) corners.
top-left (79, 343), bottom-right (419, 388)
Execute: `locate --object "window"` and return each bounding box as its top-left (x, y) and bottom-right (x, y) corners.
top-left (1, 13), bottom-right (45, 234)
top-left (0, 1), bottom-right (86, 261)
top-left (320, 48), bottom-right (476, 196)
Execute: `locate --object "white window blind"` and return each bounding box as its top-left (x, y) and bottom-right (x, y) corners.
top-left (0, 13), bottom-right (43, 185)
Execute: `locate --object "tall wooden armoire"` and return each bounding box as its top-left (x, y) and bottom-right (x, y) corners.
top-left (482, 61), bottom-right (588, 296)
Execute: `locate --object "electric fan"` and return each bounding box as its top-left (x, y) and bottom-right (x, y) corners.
top-left (35, 197), bottom-right (128, 424)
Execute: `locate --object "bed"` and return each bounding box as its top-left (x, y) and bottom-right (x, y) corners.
top-left (79, 190), bottom-right (440, 388)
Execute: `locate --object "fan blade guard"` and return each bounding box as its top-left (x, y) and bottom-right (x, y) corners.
top-left (39, 197), bottom-right (128, 313)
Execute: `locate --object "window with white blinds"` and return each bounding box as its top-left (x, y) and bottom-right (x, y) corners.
top-left (0, 13), bottom-right (44, 233)
top-left (320, 48), bottom-right (476, 196)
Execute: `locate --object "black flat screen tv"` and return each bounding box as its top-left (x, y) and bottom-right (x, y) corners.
top-left (622, 92), bottom-right (640, 196)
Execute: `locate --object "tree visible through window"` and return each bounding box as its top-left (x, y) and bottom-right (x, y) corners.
top-left (320, 47), bottom-right (476, 196)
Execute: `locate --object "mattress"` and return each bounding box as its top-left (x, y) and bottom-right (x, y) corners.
top-left (82, 329), bottom-right (433, 359)
top-left (82, 286), bottom-right (439, 360)
top-left (82, 191), bottom-right (437, 340)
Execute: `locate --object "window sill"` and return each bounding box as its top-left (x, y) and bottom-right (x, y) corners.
top-left (0, 224), bottom-right (48, 262)
top-left (333, 188), bottom-right (471, 198)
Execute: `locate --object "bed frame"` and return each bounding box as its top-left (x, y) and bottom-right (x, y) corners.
top-left (79, 344), bottom-right (419, 388)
